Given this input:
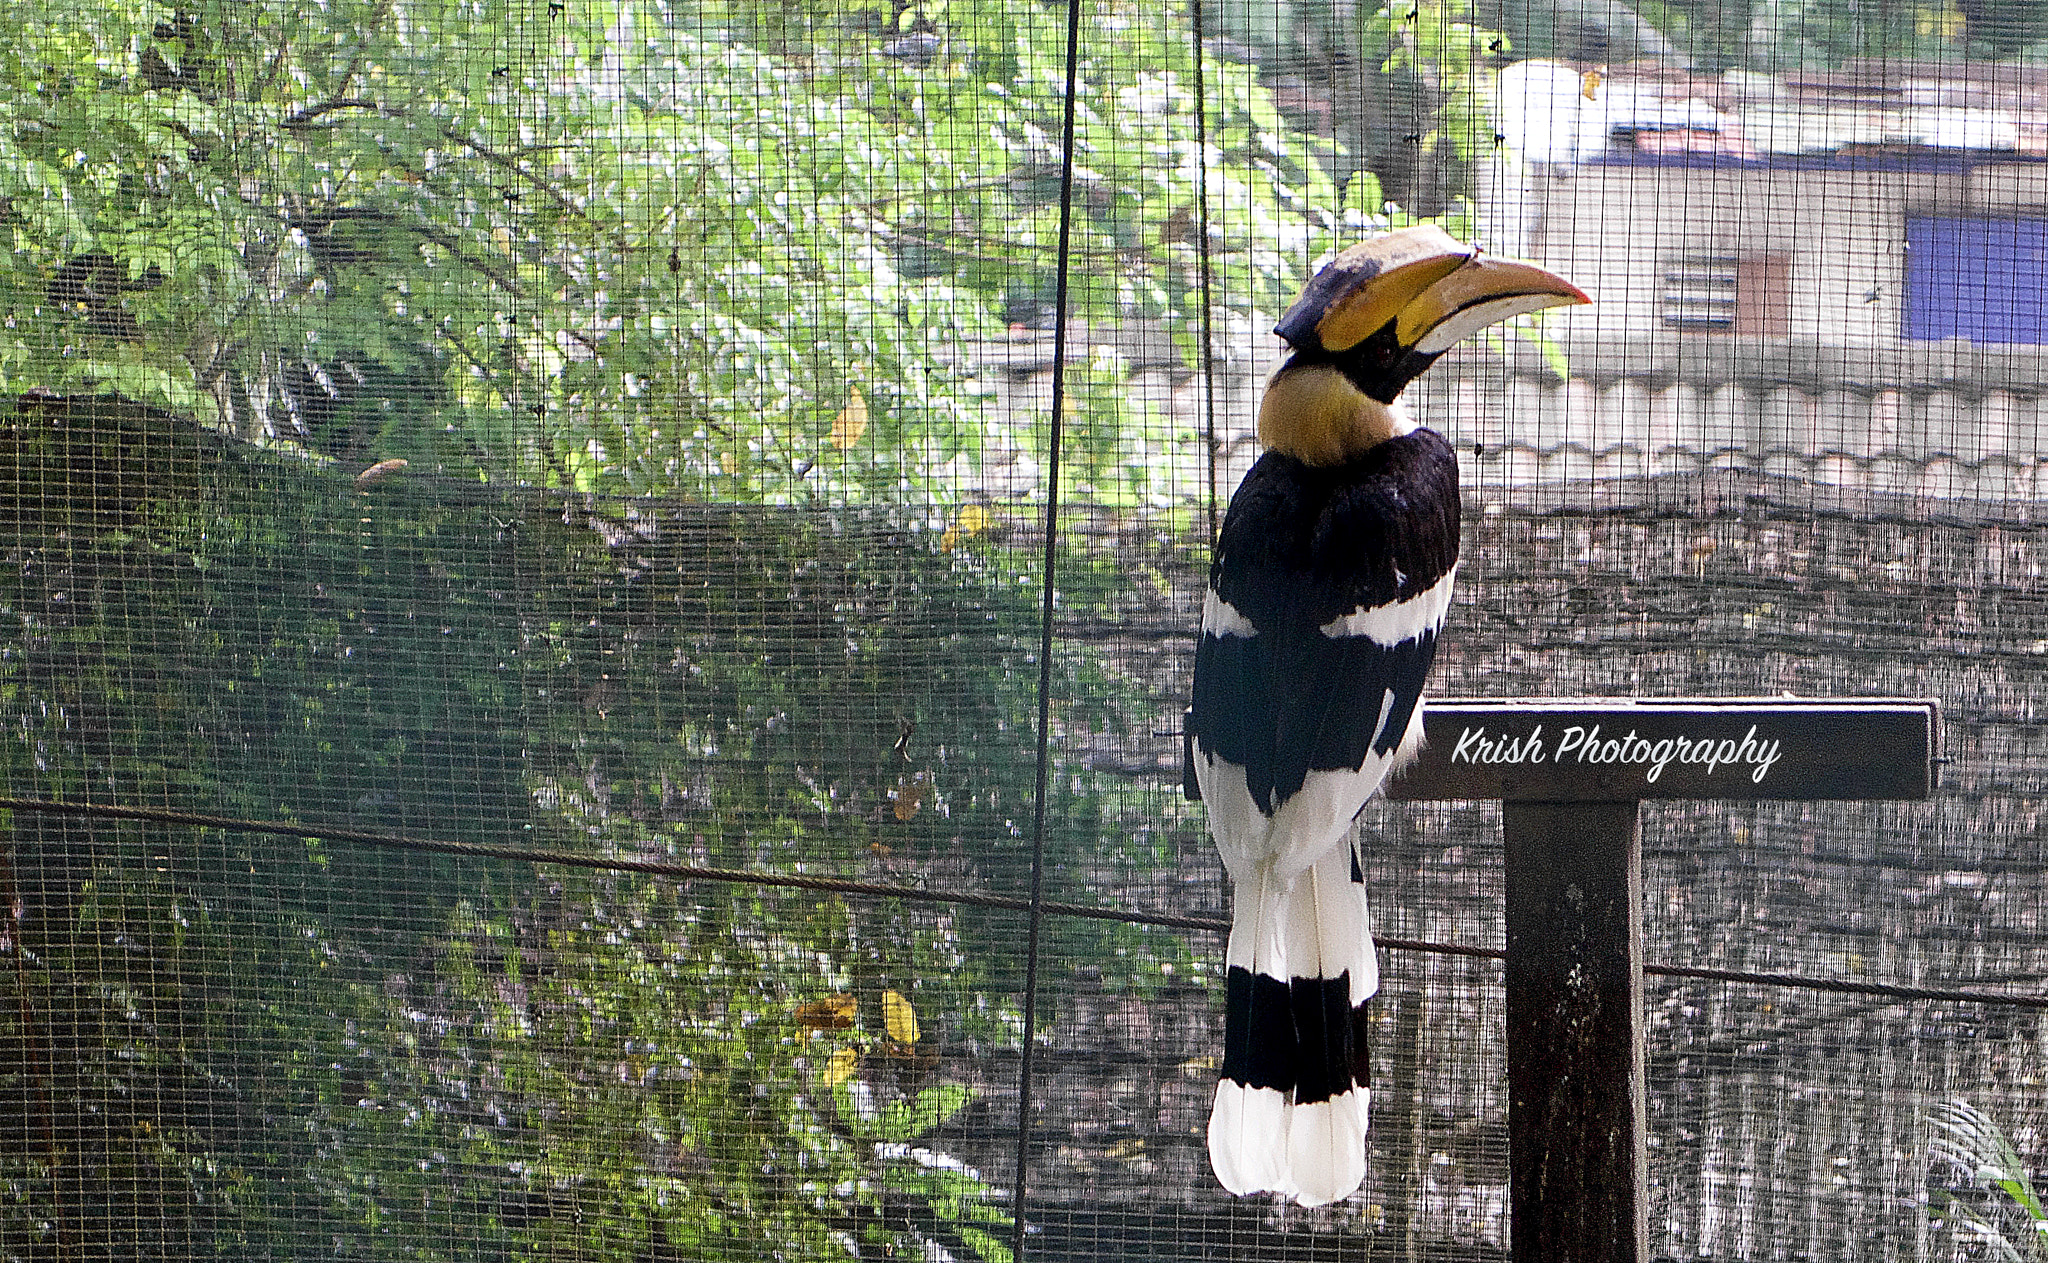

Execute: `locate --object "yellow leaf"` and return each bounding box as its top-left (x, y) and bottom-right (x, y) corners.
top-left (823, 1047), bottom-right (859, 1087)
top-left (796, 994), bottom-right (858, 1031)
top-left (1581, 67), bottom-right (1603, 100)
top-left (830, 388), bottom-right (869, 449)
top-left (882, 989), bottom-right (920, 1044)
top-left (942, 505), bottom-right (988, 552)
top-left (1917, 2), bottom-right (1964, 37)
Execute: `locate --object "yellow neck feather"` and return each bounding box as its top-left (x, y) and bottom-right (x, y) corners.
top-left (1255, 364), bottom-right (1414, 466)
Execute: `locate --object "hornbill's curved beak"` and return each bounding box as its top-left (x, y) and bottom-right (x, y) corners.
top-left (1273, 225), bottom-right (1590, 403)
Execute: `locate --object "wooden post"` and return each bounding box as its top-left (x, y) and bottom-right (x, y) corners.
top-left (1384, 697), bottom-right (1938, 1263)
top-left (1501, 801), bottom-right (1645, 1263)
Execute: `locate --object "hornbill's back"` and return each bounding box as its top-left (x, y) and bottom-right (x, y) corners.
top-left (1188, 226), bottom-right (1587, 1206)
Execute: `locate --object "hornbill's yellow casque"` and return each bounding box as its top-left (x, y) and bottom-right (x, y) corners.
top-left (1188, 226), bottom-right (1588, 1207)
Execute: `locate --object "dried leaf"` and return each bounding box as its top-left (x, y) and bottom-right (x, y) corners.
top-left (1581, 67), bottom-right (1603, 100)
top-left (882, 989), bottom-right (920, 1044)
top-left (354, 458), bottom-right (409, 490)
top-left (830, 388), bottom-right (869, 449)
top-left (796, 994), bottom-right (858, 1031)
top-left (891, 774), bottom-right (927, 821)
top-left (942, 505), bottom-right (988, 553)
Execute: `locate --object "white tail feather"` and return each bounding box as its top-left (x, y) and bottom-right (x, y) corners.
top-left (1208, 847), bottom-right (1379, 1204)
top-left (1208, 1081), bottom-right (1293, 1197)
top-left (1286, 1090), bottom-right (1370, 1206)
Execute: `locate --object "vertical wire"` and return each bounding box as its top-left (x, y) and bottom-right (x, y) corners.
top-left (1188, 0), bottom-right (1221, 542)
top-left (1, 837), bottom-right (67, 1262)
top-left (1009, 0), bottom-right (1086, 1256)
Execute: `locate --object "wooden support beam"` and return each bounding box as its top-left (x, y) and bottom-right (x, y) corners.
top-left (1382, 696), bottom-right (1938, 1263)
top-left (1184, 696), bottom-right (1938, 1258)
top-left (1502, 801), bottom-right (1646, 1262)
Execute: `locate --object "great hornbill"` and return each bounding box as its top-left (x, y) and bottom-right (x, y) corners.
top-left (1187, 226), bottom-right (1588, 1206)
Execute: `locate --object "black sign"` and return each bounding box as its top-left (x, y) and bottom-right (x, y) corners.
top-left (1387, 698), bottom-right (1938, 802)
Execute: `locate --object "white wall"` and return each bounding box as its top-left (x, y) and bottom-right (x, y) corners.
top-left (1522, 162), bottom-right (1967, 349)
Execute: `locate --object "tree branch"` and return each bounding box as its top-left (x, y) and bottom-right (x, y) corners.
top-left (281, 99), bottom-right (402, 130)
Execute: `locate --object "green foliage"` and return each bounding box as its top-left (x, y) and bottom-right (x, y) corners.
top-left (0, 0), bottom-right (1349, 506)
top-left (1954, 0), bottom-right (2048, 56)
top-left (1203, 0), bottom-right (1505, 215)
top-left (1636, 0), bottom-right (2019, 69)
top-left (0, 3), bottom-right (1503, 1258)
top-left (4, 404), bottom-right (1189, 1260)
top-left (1737, 0), bottom-right (1966, 68)
top-left (1929, 1100), bottom-right (2048, 1262)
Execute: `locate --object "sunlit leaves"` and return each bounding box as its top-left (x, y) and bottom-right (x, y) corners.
top-left (1928, 1100), bottom-right (2048, 1260)
top-left (823, 1045), bottom-right (862, 1086)
top-left (938, 502), bottom-right (988, 550)
top-left (0, 0), bottom-right (1355, 508)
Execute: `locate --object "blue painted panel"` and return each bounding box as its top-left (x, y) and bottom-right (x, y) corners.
top-left (1905, 215), bottom-right (2048, 345)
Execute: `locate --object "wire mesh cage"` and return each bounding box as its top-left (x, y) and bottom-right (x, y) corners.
top-left (3, 2), bottom-right (2047, 1262)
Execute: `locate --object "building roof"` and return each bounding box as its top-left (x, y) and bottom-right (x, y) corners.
top-left (1502, 57), bottom-right (2048, 168)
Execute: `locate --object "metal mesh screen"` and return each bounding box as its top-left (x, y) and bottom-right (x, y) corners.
top-left (4, 2), bottom-right (2047, 1262)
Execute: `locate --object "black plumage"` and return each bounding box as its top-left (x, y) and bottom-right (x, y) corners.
top-left (1191, 432), bottom-right (1460, 815)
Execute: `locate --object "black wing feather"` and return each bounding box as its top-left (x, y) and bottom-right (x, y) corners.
top-left (1189, 429), bottom-right (1460, 815)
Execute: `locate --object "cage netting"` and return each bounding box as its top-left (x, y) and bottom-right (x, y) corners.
top-left (3, 1), bottom-right (2047, 1261)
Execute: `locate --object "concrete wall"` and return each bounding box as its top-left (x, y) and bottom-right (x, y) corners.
top-left (1510, 159), bottom-right (2048, 352)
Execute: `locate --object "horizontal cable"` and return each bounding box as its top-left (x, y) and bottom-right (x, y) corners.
top-left (1638, 961), bottom-right (2047, 1007)
top-left (0, 794), bottom-right (1208, 926)
top-left (3, 794), bottom-right (2043, 1010)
